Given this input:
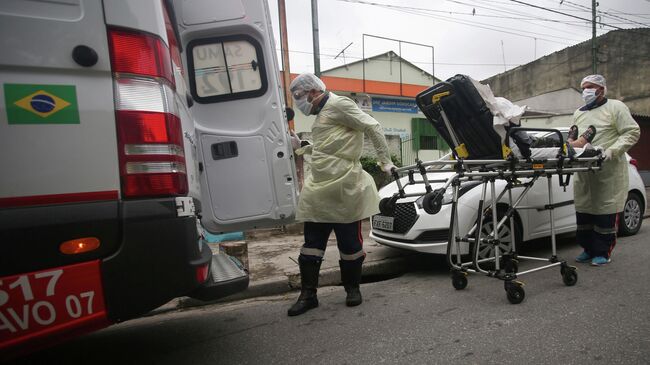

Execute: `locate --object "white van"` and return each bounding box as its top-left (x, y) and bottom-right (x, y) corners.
top-left (0, 0), bottom-right (297, 358)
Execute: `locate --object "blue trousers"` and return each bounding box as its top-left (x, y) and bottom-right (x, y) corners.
top-left (576, 212), bottom-right (618, 258)
top-left (299, 221), bottom-right (365, 264)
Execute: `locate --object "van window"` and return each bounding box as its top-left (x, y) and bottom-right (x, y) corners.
top-left (188, 35), bottom-right (267, 103)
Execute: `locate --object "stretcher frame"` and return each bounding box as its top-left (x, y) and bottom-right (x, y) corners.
top-left (381, 105), bottom-right (603, 304)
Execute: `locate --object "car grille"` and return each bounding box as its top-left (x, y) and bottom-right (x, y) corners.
top-left (375, 202), bottom-right (418, 234)
top-left (416, 229), bottom-right (450, 242)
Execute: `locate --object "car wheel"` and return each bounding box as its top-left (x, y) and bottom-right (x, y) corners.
top-left (618, 192), bottom-right (644, 236)
top-left (474, 208), bottom-right (521, 261)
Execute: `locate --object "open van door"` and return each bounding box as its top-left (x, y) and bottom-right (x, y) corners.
top-left (172, 0), bottom-right (298, 233)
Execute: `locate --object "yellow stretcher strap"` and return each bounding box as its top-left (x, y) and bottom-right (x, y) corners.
top-left (563, 143), bottom-right (567, 155)
top-left (431, 91), bottom-right (450, 104)
top-left (502, 145), bottom-right (512, 159)
top-left (455, 144), bottom-right (469, 159)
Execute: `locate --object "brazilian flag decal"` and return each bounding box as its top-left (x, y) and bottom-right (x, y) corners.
top-left (4, 84), bottom-right (80, 124)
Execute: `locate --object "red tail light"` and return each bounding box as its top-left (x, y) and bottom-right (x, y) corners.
top-left (108, 27), bottom-right (187, 198)
top-left (162, 3), bottom-right (184, 76)
top-left (108, 29), bottom-right (174, 87)
top-left (630, 158), bottom-right (638, 168)
top-left (196, 263), bottom-right (210, 283)
top-left (116, 110), bottom-right (183, 145)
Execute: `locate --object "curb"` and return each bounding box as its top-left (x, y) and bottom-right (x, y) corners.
top-left (149, 255), bottom-right (414, 315)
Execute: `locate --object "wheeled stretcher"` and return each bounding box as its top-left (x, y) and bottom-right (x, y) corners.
top-left (381, 75), bottom-right (603, 304)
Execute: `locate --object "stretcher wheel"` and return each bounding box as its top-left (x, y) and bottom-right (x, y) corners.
top-left (422, 189), bottom-right (444, 215)
top-left (379, 197), bottom-right (396, 216)
top-left (473, 207), bottom-right (521, 266)
top-left (451, 272), bottom-right (468, 290)
top-left (561, 267), bottom-right (578, 286)
top-left (505, 282), bottom-right (525, 304)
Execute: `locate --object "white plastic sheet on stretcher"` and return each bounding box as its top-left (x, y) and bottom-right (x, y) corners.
top-left (380, 75), bottom-right (604, 304)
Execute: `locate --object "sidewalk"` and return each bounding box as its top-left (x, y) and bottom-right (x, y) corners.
top-left (161, 219), bottom-right (413, 312)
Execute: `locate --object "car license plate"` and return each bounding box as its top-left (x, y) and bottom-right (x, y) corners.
top-left (0, 260), bottom-right (107, 351)
top-left (372, 215), bottom-right (394, 231)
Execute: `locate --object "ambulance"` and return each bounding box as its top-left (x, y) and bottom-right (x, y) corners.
top-left (0, 0), bottom-right (297, 358)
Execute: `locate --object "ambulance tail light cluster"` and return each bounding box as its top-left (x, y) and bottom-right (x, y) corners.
top-left (162, 2), bottom-right (184, 77)
top-left (108, 27), bottom-right (187, 198)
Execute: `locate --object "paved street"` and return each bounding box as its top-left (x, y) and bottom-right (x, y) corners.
top-left (12, 226), bottom-right (650, 365)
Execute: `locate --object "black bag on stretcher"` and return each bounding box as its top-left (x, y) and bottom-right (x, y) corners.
top-left (415, 74), bottom-right (505, 160)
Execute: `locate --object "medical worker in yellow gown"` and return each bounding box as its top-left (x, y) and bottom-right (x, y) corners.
top-left (287, 73), bottom-right (394, 316)
top-left (573, 74), bottom-right (640, 266)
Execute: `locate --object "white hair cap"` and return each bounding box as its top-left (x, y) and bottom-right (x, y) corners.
top-left (289, 73), bottom-right (326, 96)
top-left (581, 74), bottom-right (607, 95)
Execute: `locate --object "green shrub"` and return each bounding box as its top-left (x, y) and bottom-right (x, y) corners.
top-left (360, 154), bottom-right (402, 189)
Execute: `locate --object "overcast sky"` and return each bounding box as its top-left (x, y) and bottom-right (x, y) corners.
top-left (266, 0), bottom-right (650, 81)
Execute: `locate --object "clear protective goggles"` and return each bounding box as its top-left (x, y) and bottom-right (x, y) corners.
top-left (292, 89), bottom-right (308, 100)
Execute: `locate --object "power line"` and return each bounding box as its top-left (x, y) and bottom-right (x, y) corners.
top-left (553, 0), bottom-right (650, 27)
top-left (394, 7), bottom-right (578, 43)
top-left (507, 0), bottom-right (650, 39)
top-left (286, 0), bottom-right (649, 76)
top-left (278, 47), bottom-right (585, 67)
top-left (341, 0), bottom-right (614, 43)
top-left (540, 0), bottom-right (588, 12)
top-left (337, 0), bottom-right (581, 43)
top-left (474, 0), bottom-right (592, 12)
top-left (606, 9), bottom-right (650, 20)
top-left (507, 0), bottom-right (623, 29)
top-left (599, 8), bottom-right (650, 27)
top-left (465, 0), bottom-right (597, 33)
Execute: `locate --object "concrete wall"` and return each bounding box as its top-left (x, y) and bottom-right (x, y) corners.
top-left (519, 115), bottom-right (573, 129)
top-left (483, 28), bottom-right (650, 116)
top-left (516, 88), bottom-right (583, 115)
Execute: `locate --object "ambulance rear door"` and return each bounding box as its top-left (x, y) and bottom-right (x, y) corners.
top-left (173, 0), bottom-right (298, 233)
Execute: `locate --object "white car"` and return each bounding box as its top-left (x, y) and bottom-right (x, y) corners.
top-left (370, 132), bottom-right (646, 256)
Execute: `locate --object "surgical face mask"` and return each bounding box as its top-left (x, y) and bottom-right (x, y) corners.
top-left (582, 88), bottom-right (598, 105)
top-left (294, 97), bottom-right (313, 115)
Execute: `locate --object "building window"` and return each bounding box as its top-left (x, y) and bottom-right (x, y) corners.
top-left (419, 135), bottom-right (437, 150)
top-left (411, 118), bottom-right (448, 151)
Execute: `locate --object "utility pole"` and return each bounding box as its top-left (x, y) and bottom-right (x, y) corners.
top-left (501, 40), bottom-right (507, 72)
top-left (311, 0), bottom-right (321, 76)
top-left (278, 0), bottom-right (293, 124)
top-left (592, 0), bottom-right (598, 73)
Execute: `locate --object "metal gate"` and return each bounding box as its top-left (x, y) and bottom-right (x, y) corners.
top-left (400, 137), bottom-right (419, 166)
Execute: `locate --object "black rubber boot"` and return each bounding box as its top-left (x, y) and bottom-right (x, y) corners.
top-left (340, 260), bottom-right (363, 307)
top-left (287, 258), bottom-right (321, 316)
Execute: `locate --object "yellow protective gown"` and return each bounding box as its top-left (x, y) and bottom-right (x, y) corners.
top-left (295, 93), bottom-right (391, 223)
top-left (573, 99), bottom-right (640, 215)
